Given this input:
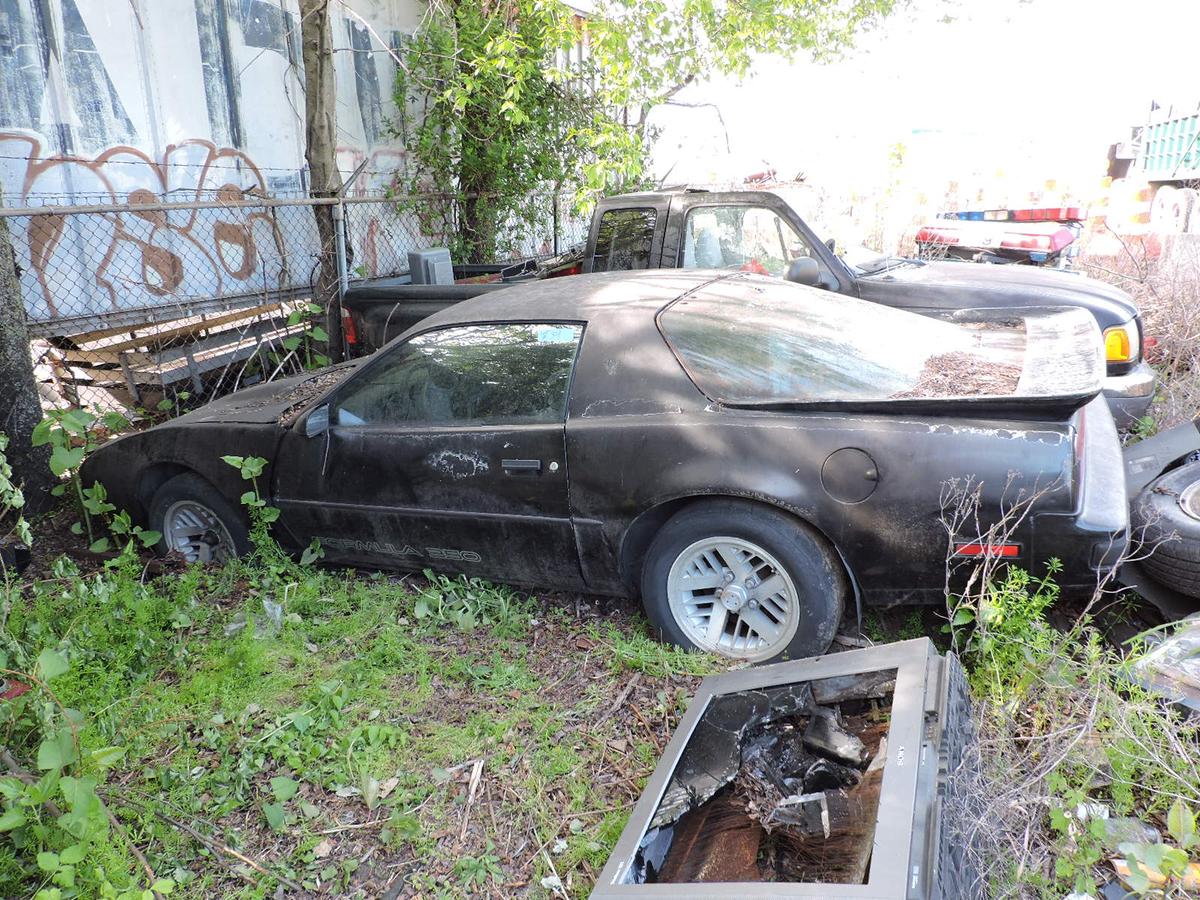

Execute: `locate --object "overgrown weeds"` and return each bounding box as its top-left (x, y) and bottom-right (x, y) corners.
top-left (946, 563), bottom-right (1200, 897)
top-left (1078, 233), bottom-right (1200, 433)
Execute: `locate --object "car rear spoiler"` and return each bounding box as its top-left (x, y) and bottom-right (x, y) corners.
top-left (947, 305), bottom-right (1104, 399)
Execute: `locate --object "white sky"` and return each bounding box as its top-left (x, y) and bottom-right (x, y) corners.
top-left (648, 0), bottom-right (1200, 195)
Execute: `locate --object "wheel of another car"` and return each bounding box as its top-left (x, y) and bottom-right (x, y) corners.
top-left (1131, 462), bottom-right (1200, 599)
top-left (640, 500), bottom-right (846, 663)
top-left (149, 473), bottom-right (250, 565)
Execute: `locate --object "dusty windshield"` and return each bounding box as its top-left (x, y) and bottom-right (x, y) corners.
top-left (658, 275), bottom-right (1100, 404)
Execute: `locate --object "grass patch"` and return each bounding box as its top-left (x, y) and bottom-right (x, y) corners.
top-left (0, 541), bottom-right (706, 898)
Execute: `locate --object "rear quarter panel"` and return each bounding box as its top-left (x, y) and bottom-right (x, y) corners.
top-left (567, 408), bottom-right (1075, 603)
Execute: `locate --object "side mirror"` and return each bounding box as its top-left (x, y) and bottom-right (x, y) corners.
top-left (785, 257), bottom-right (822, 287)
top-left (305, 405), bottom-right (330, 438)
top-left (825, 237), bottom-right (837, 253)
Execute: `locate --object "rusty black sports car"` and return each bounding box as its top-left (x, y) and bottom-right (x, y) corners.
top-left (82, 270), bottom-right (1129, 662)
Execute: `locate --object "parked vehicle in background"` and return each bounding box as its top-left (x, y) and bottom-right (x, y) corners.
top-left (914, 206), bottom-right (1086, 266)
top-left (1108, 102), bottom-right (1200, 234)
top-left (1099, 102), bottom-right (1200, 236)
top-left (82, 271), bottom-right (1131, 664)
top-left (343, 189), bottom-right (1156, 428)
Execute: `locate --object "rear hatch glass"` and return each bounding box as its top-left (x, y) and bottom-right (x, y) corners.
top-left (658, 274), bottom-right (1102, 405)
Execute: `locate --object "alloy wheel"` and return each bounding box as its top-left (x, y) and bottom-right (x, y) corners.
top-left (163, 500), bottom-right (235, 564)
top-left (666, 536), bottom-right (801, 661)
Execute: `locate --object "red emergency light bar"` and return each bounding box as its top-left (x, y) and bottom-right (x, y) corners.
top-left (1011, 207), bottom-right (1084, 223)
top-left (943, 207), bottom-right (1086, 223)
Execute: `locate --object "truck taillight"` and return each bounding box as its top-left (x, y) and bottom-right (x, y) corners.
top-left (340, 305), bottom-right (358, 346)
top-left (999, 227), bottom-right (1074, 252)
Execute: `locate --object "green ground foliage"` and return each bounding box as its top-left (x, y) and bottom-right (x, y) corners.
top-left (0, 458), bottom-right (721, 897)
top-left (3, 434), bottom-right (1200, 897)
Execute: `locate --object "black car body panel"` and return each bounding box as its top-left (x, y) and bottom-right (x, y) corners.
top-left (342, 281), bottom-right (509, 352)
top-left (82, 271), bottom-right (1128, 606)
top-left (856, 259), bottom-right (1137, 331)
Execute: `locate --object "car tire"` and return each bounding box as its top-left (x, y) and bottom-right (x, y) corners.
top-left (149, 473), bottom-right (250, 565)
top-left (1131, 462), bottom-right (1200, 599)
top-left (640, 500), bottom-right (846, 663)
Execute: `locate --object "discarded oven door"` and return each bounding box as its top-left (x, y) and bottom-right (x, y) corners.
top-left (590, 638), bottom-right (979, 899)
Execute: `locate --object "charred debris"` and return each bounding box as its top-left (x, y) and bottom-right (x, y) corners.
top-left (636, 670), bottom-right (892, 885)
top-left (592, 638), bottom-right (980, 899)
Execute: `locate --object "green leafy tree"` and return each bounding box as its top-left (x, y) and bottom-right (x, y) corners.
top-left (394, 0), bottom-right (898, 261)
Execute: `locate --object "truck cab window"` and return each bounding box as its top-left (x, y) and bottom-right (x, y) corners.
top-left (591, 208), bottom-right (657, 272)
top-left (681, 206), bottom-right (818, 277)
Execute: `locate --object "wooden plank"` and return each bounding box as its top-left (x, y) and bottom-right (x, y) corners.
top-left (126, 323), bottom-right (308, 385)
top-left (68, 302), bottom-right (284, 355)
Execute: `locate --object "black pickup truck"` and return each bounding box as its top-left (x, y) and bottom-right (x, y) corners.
top-left (343, 189), bottom-right (1155, 427)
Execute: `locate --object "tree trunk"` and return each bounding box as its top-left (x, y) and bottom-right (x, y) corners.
top-left (0, 191), bottom-right (52, 511)
top-left (300, 0), bottom-right (344, 363)
top-left (457, 108), bottom-right (499, 263)
top-left (459, 187), bottom-right (498, 264)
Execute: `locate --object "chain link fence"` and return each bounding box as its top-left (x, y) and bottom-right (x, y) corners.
top-left (1, 189), bottom-right (589, 409)
top-left (2, 190), bottom-right (589, 338)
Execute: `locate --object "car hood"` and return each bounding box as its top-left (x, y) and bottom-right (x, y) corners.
top-left (172, 361), bottom-right (363, 426)
top-left (857, 261), bottom-right (1138, 327)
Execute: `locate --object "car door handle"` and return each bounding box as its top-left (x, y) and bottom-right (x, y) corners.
top-left (502, 458), bottom-right (542, 474)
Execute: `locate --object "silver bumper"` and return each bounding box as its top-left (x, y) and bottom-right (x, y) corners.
top-left (1102, 361), bottom-right (1156, 429)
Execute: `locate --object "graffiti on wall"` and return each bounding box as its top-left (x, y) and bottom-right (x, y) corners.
top-left (0, 0), bottom-right (420, 330)
top-left (336, 145), bottom-right (408, 278)
top-left (2, 129), bottom-right (295, 321)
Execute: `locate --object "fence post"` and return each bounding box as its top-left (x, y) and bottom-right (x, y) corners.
top-left (333, 200), bottom-right (350, 294)
top-left (552, 193), bottom-right (560, 256)
top-left (0, 191), bottom-right (52, 509)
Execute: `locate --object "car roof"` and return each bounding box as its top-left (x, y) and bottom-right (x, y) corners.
top-left (411, 269), bottom-right (737, 331)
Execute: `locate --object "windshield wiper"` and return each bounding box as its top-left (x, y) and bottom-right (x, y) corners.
top-left (860, 258), bottom-right (917, 276)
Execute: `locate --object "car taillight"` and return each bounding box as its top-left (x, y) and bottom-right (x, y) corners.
top-left (548, 264), bottom-right (582, 278)
top-left (916, 226), bottom-right (958, 244)
top-left (1103, 321), bottom-right (1138, 363)
top-left (340, 305), bottom-right (358, 346)
top-left (954, 543), bottom-right (1020, 558)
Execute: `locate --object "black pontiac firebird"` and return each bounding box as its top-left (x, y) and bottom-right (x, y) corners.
top-left (82, 270), bottom-right (1129, 662)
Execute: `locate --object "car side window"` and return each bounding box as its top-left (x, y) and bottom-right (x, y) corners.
top-left (333, 323), bottom-right (584, 427)
top-left (591, 208), bottom-right (657, 272)
top-left (681, 206), bottom-right (818, 276)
